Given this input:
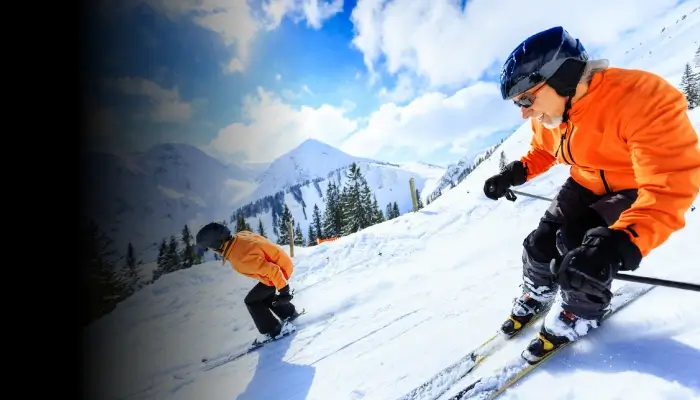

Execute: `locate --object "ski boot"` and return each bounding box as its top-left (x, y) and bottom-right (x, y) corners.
top-left (283, 310), bottom-right (302, 323)
top-left (500, 285), bottom-right (556, 337)
top-left (521, 307), bottom-right (607, 364)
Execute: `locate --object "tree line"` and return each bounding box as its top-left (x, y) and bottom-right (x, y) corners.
top-left (679, 45), bottom-right (700, 110)
top-left (231, 162), bottom-right (407, 246)
top-left (80, 220), bottom-right (205, 327)
top-left (426, 139), bottom-right (505, 205)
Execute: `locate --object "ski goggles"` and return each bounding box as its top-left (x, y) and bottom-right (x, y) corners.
top-left (513, 83), bottom-right (545, 108)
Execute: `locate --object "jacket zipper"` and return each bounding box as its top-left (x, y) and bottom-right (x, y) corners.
top-left (553, 122), bottom-right (612, 195)
top-left (555, 124), bottom-right (574, 165)
top-left (600, 170), bottom-right (611, 194)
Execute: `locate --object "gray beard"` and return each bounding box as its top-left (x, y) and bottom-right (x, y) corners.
top-left (542, 114), bottom-right (564, 129)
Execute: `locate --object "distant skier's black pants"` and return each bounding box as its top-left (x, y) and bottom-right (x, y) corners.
top-left (244, 282), bottom-right (297, 335)
top-left (521, 177), bottom-right (638, 320)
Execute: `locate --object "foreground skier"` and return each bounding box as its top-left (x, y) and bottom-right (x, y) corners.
top-left (483, 26), bottom-right (700, 361)
top-left (195, 222), bottom-right (301, 340)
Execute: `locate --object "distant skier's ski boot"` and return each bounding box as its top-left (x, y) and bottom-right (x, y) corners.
top-left (500, 286), bottom-right (556, 337)
top-left (283, 310), bottom-right (302, 323)
top-left (521, 308), bottom-right (605, 364)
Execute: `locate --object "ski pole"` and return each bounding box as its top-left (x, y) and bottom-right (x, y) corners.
top-left (504, 189), bottom-right (553, 202)
top-left (612, 272), bottom-right (700, 291)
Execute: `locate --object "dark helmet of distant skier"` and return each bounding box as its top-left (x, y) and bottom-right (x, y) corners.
top-left (196, 222), bottom-right (232, 252)
top-left (500, 26), bottom-right (589, 102)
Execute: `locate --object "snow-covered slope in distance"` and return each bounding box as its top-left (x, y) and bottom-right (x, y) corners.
top-left (81, 142), bottom-right (265, 262)
top-left (82, 5), bottom-right (700, 400)
top-left (234, 157), bottom-right (446, 244)
top-left (244, 138), bottom-right (391, 202)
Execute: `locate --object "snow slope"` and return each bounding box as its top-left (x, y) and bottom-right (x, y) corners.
top-left (82, 7), bottom-right (700, 400)
top-left (234, 158), bottom-right (445, 244)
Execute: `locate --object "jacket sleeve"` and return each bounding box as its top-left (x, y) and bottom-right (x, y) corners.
top-left (610, 86), bottom-right (700, 257)
top-left (520, 119), bottom-right (557, 182)
top-left (255, 240), bottom-right (293, 290)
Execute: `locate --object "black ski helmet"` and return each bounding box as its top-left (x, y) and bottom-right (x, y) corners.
top-left (499, 26), bottom-right (589, 101)
top-left (196, 222), bottom-right (232, 251)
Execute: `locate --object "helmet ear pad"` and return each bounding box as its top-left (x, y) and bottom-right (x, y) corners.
top-left (546, 58), bottom-right (587, 98)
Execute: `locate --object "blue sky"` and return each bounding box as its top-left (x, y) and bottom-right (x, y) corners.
top-left (85, 0), bottom-right (692, 167)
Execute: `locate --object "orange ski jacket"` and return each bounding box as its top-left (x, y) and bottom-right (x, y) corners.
top-left (220, 231), bottom-right (294, 290)
top-left (520, 67), bottom-right (700, 257)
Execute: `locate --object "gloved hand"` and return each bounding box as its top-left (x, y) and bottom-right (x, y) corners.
top-left (273, 285), bottom-right (293, 306)
top-left (483, 161), bottom-right (527, 200)
top-left (554, 226), bottom-right (643, 301)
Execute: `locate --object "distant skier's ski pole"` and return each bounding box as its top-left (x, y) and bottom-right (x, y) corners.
top-left (508, 189), bottom-right (700, 292)
top-left (612, 272), bottom-right (700, 291)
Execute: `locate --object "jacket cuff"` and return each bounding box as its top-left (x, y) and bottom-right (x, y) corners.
top-left (506, 161), bottom-right (527, 186)
top-left (611, 228), bottom-right (643, 271)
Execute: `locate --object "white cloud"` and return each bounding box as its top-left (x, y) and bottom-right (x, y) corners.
top-left (351, 0), bottom-right (680, 88)
top-left (340, 81), bottom-right (524, 161)
top-left (110, 77), bottom-right (192, 123)
top-left (378, 72), bottom-right (415, 103)
top-left (263, 0), bottom-right (344, 30)
top-left (143, 0), bottom-right (343, 73)
top-left (207, 87), bottom-right (357, 163)
top-left (226, 58), bottom-right (245, 74)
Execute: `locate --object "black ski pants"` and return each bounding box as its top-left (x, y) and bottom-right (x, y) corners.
top-left (244, 282), bottom-right (297, 335)
top-left (521, 176), bottom-right (638, 320)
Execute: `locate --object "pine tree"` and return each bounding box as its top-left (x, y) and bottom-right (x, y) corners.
top-left (294, 222), bottom-right (304, 246)
top-left (234, 214), bottom-right (251, 232)
top-left (311, 203), bottom-right (323, 240)
top-left (322, 181), bottom-right (343, 238)
top-left (499, 151), bottom-right (508, 171)
top-left (120, 242), bottom-right (140, 296)
top-left (276, 204), bottom-right (293, 245)
top-left (392, 202), bottom-right (400, 218)
top-left (180, 225), bottom-right (196, 269)
top-left (371, 194), bottom-right (384, 224)
top-left (386, 203), bottom-right (394, 220)
top-left (153, 238), bottom-right (168, 282)
top-left (81, 219), bottom-right (122, 326)
top-left (166, 235), bottom-right (181, 273)
top-left (307, 223), bottom-right (316, 246)
top-left (341, 163), bottom-right (373, 235)
top-left (694, 45), bottom-right (700, 70)
top-left (257, 218), bottom-right (266, 238)
top-left (681, 62), bottom-right (699, 109)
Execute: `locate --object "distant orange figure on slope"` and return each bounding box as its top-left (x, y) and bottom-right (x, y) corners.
top-left (195, 222), bottom-right (301, 340)
top-left (482, 26), bottom-right (700, 362)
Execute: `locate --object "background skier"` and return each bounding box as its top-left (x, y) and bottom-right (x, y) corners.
top-left (482, 26), bottom-right (700, 361)
top-left (195, 222), bottom-right (301, 340)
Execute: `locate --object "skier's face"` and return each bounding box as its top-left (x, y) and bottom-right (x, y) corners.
top-left (514, 83), bottom-right (566, 128)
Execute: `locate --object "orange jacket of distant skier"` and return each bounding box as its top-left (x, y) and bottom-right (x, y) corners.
top-left (220, 231), bottom-right (294, 290)
top-left (519, 67), bottom-right (700, 257)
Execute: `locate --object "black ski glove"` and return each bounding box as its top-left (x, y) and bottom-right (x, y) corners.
top-left (553, 226), bottom-right (643, 301)
top-left (273, 285), bottom-right (293, 306)
top-left (483, 161), bottom-right (527, 200)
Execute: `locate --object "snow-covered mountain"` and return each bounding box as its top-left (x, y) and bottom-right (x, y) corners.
top-left (83, 138), bottom-right (445, 263)
top-left (246, 138), bottom-right (382, 202)
top-left (81, 143), bottom-right (266, 262)
top-left (231, 149), bottom-right (446, 244)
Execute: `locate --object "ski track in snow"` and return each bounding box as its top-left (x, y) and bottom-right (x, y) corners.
top-left (82, 5), bottom-right (700, 400)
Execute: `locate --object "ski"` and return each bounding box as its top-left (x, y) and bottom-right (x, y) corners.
top-left (174, 310), bottom-right (306, 380)
top-left (394, 303), bottom-right (552, 400)
top-left (201, 322), bottom-right (298, 371)
top-left (447, 283), bottom-right (656, 400)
